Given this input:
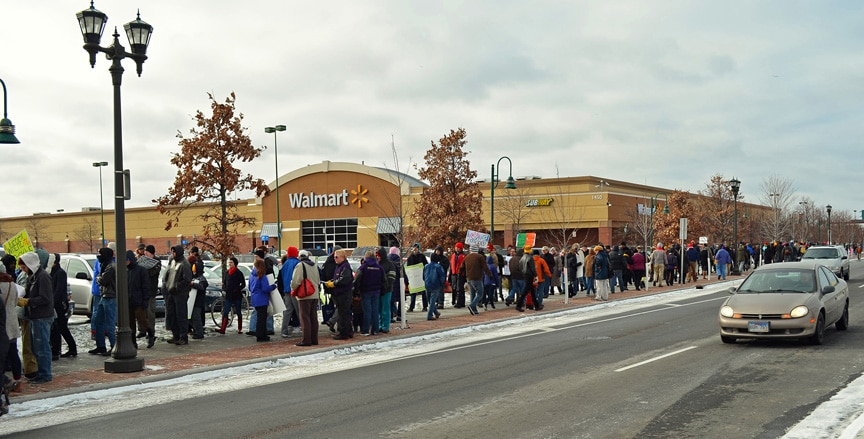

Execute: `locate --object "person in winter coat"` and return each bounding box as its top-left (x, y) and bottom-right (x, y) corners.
top-left (48, 253), bottom-right (77, 359)
top-left (532, 251), bottom-right (551, 308)
top-left (462, 246), bottom-right (493, 316)
top-left (482, 254), bottom-right (499, 310)
top-left (631, 246), bottom-right (646, 290)
top-left (686, 243), bottom-right (700, 283)
top-left (163, 244), bottom-right (193, 345)
top-left (516, 246), bottom-right (537, 312)
top-left (593, 245), bottom-right (611, 301)
top-left (216, 257), bottom-right (246, 335)
top-left (291, 250), bottom-right (321, 347)
top-left (376, 248), bottom-right (397, 334)
top-left (715, 245), bottom-right (733, 280)
top-left (125, 250), bottom-right (154, 349)
top-left (506, 247), bottom-right (524, 306)
top-left (91, 247), bottom-right (116, 355)
top-left (608, 246), bottom-right (624, 293)
top-left (434, 246), bottom-right (450, 310)
top-left (650, 244), bottom-right (667, 287)
top-left (448, 243), bottom-right (467, 308)
top-left (17, 251), bottom-right (54, 384)
top-left (387, 248), bottom-right (403, 327)
top-left (423, 255), bottom-right (446, 321)
top-left (279, 246), bottom-right (301, 338)
top-left (354, 251), bottom-right (385, 335)
top-left (405, 244), bottom-right (428, 312)
top-left (249, 258), bottom-right (277, 342)
top-left (324, 249), bottom-right (355, 340)
top-left (665, 248), bottom-right (678, 287)
top-left (584, 248), bottom-right (596, 297)
top-left (1, 262), bottom-right (22, 390)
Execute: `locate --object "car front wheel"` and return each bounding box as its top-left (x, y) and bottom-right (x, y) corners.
top-left (808, 313), bottom-right (825, 345)
top-left (836, 304), bottom-right (849, 331)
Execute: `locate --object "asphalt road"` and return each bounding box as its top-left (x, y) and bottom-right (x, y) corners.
top-left (10, 267), bottom-right (864, 439)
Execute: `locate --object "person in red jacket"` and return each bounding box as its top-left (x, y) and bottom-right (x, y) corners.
top-left (448, 243), bottom-right (467, 308)
top-left (532, 251), bottom-right (551, 310)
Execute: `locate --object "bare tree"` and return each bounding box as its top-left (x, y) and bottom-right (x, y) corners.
top-left (73, 218), bottom-right (101, 253)
top-left (492, 183), bottom-right (536, 245)
top-left (626, 196), bottom-right (655, 251)
top-left (369, 135), bottom-right (416, 250)
top-left (26, 217), bottom-right (48, 248)
top-left (759, 175), bottom-right (796, 241)
top-left (695, 174), bottom-right (736, 245)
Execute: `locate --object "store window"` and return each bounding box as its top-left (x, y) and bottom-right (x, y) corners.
top-left (301, 218), bottom-right (358, 250)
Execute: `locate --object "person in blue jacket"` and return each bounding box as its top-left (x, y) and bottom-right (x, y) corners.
top-left (249, 259), bottom-right (277, 342)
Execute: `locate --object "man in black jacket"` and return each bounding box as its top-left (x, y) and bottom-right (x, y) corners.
top-left (49, 254), bottom-right (76, 359)
top-left (126, 250), bottom-right (154, 349)
top-left (608, 246), bottom-right (625, 293)
top-left (164, 245), bottom-right (193, 345)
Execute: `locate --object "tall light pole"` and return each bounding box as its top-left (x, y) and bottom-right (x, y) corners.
top-left (0, 78), bottom-right (20, 144)
top-left (92, 161), bottom-right (108, 245)
top-left (730, 178), bottom-right (741, 275)
top-left (826, 204), bottom-right (833, 245)
top-left (264, 125), bottom-right (286, 248)
top-left (77, 1), bottom-right (153, 373)
top-left (490, 156), bottom-right (516, 247)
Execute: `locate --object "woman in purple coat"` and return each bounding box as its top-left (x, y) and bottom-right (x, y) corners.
top-left (249, 259), bottom-right (276, 342)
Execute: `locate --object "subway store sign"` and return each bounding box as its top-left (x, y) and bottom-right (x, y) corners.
top-left (526, 198), bottom-right (553, 207)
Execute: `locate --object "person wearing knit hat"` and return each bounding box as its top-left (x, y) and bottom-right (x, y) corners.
top-left (389, 246), bottom-right (400, 255)
top-left (18, 251), bottom-right (55, 383)
top-left (593, 244), bottom-right (611, 301)
top-left (278, 246), bottom-right (301, 338)
top-left (449, 243), bottom-right (467, 308)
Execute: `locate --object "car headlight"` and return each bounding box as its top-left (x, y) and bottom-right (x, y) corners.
top-left (720, 306), bottom-right (734, 318)
top-left (790, 305), bottom-right (809, 318)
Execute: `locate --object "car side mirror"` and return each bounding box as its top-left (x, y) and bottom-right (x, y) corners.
top-left (728, 286), bottom-right (737, 294)
top-left (821, 285), bottom-right (835, 295)
top-left (841, 255), bottom-right (848, 260)
top-left (75, 272), bottom-right (90, 281)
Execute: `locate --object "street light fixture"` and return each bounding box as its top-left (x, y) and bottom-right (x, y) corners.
top-left (730, 177), bottom-right (741, 275)
top-left (77, 1), bottom-right (153, 373)
top-left (0, 78), bottom-right (20, 144)
top-left (490, 156), bottom-right (516, 247)
top-left (264, 125), bottom-right (286, 244)
top-left (92, 161), bottom-right (108, 246)
top-left (826, 204), bottom-right (833, 244)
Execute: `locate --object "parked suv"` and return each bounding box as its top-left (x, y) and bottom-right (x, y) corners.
top-left (801, 245), bottom-right (850, 280)
top-left (59, 253), bottom-right (97, 317)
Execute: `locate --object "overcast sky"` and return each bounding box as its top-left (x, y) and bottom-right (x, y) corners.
top-left (2, 1), bottom-right (862, 220)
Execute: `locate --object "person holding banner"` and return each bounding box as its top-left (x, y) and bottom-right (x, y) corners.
top-left (405, 244), bottom-right (428, 312)
top-left (163, 245), bottom-right (193, 346)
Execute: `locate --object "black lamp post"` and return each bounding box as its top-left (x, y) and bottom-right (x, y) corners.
top-left (730, 177), bottom-right (741, 275)
top-left (92, 161), bottom-right (108, 246)
top-left (826, 204), bottom-right (833, 245)
top-left (0, 78), bottom-right (20, 144)
top-left (77, 1), bottom-right (153, 373)
top-left (490, 156), bottom-right (516, 247)
top-left (265, 125), bottom-right (286, 245)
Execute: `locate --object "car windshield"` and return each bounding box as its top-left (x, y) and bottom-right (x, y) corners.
top-left (737, 269), bottom-right (816, 294)
top-left (802, 248), bottom-right (838, 259)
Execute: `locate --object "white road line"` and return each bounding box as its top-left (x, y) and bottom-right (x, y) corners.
top-left (614, 346), bottom-right (699, 372)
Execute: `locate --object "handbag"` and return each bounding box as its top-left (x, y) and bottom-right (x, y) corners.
top-left (292, 264), bottom-right (317, 298)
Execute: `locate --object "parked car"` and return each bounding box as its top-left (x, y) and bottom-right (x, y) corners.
top-left (801, 245), bottom-right (850, 281)
top-left (718, 260), bottom-right (850, 345)
top-left (60, 253), bottom-right (97, 317)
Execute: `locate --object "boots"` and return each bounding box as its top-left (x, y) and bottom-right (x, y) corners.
top-left (215, 317), bottom-right (229, 334)
top-left (236, 315), bottom-right (243, 334)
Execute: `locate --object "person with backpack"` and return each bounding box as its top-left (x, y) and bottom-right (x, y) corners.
top-left (423, 253), bottom-right (446, 321)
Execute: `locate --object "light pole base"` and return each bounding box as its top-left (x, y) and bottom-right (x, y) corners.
top-left (104, 357), bottom-right (145, 373)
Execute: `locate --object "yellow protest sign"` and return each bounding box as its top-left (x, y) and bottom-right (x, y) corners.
top-left (2, 229), bottom-right (35, 259)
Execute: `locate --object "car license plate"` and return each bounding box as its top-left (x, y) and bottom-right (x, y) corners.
top-left (748, 321), bottom-right (769, 333)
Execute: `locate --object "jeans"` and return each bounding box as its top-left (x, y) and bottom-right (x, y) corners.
top-left (585, 277), bottom-right (595, 295)
top-left (467, 279), bottom-right (484, 312)
top-left (360, 293), bottom-right (380, 334)
top-left (537, 278), bottom-right (550, 305)
top-left (379, 292), bottom-right (392, 331)
top-left (93, 297), bottom-right (117, 349)
top-left (483, 284), bottom-right (496, 305)
top-left (508, 279), bottom-right (525, 302)
top-left (426, 288), bottom-right (441, 320)
top-left (610, 269), bottom-right (623, 292)
top-left (30, 316), bottom-right (54, 381)
top-left (717, 263), bottom-right (728, 280)
top-left (281, 294), bottom-right (300, 335)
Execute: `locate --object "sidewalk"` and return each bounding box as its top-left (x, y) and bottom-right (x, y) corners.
top-left (10, 276), bottom-right (734, 403)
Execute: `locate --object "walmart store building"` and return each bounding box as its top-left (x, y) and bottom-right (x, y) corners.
top-left (1, 161), bottom-right (708, 255)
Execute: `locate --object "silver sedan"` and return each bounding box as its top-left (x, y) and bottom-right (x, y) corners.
top-left (718, 260), bottom-right (849, 345)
